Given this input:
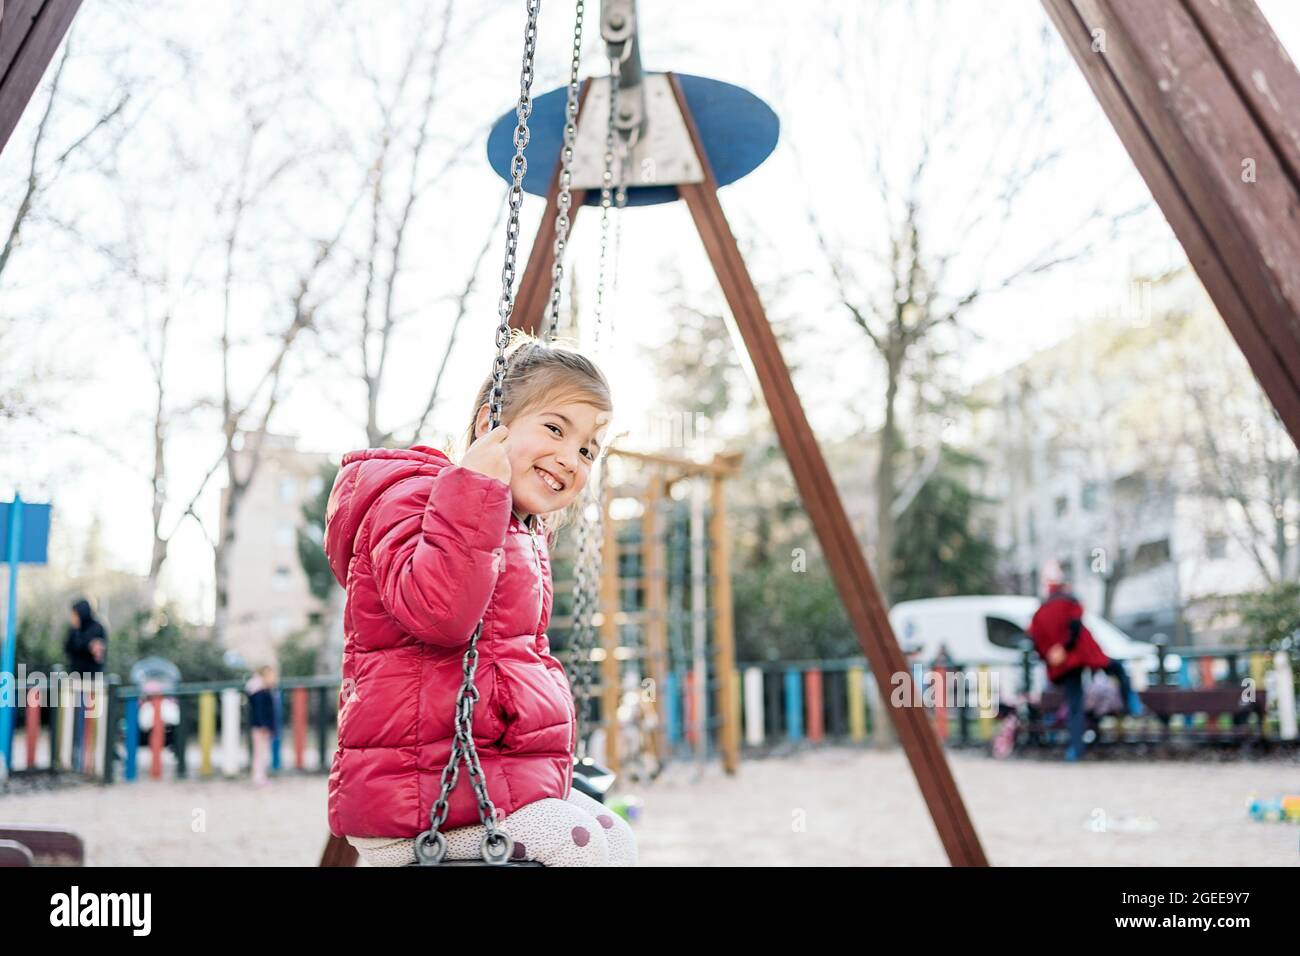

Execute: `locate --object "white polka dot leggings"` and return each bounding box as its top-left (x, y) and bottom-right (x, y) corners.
top-left (346, 788), bottom-right (638, 867)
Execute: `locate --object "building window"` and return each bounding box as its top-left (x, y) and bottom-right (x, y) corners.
top-left (271, 611), bottom-right (293, 638)
top-left (1115, 471), bottom-right (1147, 501)
top-left (272, 566), bottom-right (292, 590)
top-left (279, 477), bottom-right (297, 502)
top-left (307, 474), bottom-right (325, 498)
top-left (1054, 495), bottom-right (1069, 518)
top-left (1131, 538), bottom-right (1171, 573)
top-left (1206, 534), bottom-right (1227, 560)
top-left (275, 524), bottom-right (295, 548)
top-left (1081, 482), bottom-right (1098, 511)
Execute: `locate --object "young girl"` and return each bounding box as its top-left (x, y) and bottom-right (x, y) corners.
top-left (245, 664), bottom-right (279, 788)
top-left (323, 332), bottom-right (637, 867)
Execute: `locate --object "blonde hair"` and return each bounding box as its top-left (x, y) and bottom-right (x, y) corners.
top-left (453, 329), bottom-right (613, 541)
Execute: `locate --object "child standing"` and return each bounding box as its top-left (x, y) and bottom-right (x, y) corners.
top-left (246, 664), bottom-right (279, 787)
top-left (323, 333), bottom-right (637, 866)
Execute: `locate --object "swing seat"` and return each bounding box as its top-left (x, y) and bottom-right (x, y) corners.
top-left (406, 859), bottom-right (545, 868)
top-left (0, 824), bottom-right (85, 866)
top-left (571, 757), bottom-right (616, 802)
top-left (402, 758), bottom-right (617, 867)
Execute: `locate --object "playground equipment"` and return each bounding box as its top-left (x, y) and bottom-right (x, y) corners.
top-left (1247, 795), bottom-right (1300, 823)
top-left (6, 0), bottom-right (1300, 869)
top-left (485, 0), bottom-right (990, 866)
top-left (560, 447), bottom-right (744, 777)
top-left (404, 0), bottom-right (638, 868)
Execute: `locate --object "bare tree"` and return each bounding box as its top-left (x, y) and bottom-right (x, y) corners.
top-left (211, 166), bottom-right (364, 646)
top-left (406, 197), bottom-right (506, 448)
top-left (301, 0), bottom-right (505, 450)
top-left (1182, 357), bottom-right (1300, 586)
top-left (803, 2), bottom-right (1148, 599)
top-left (0, 34), bottom-right (130, 421)
top-left (1034, 362), bottom-right (1181, 619)
top-left (0, 42), bottom-right (130, 282)
top-left (106, 208), bottom-right (207, 611)
top-left (192, 6), bottom-right (371, 646)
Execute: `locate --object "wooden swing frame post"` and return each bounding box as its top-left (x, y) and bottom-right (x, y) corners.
top-left (1040, 0), bottom-right (1300, 442)
top-left (5, 0), bottom-right (1295, 872)
top-left (594, 450), bottom-right (741, 777)
top-left (640, 471), bottom-right (669, 769)
top-left (507, 75), bottom-right (991, 866)
top-left (0, 0), bottom-right (83, 153)
top-left (708, 453), bottom-right (741, 774)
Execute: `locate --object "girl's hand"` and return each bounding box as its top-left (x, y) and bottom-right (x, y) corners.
top-left (461, 425), bottom-right (512, 485)
top-left (1046, 644), bottom-right (1067, 668)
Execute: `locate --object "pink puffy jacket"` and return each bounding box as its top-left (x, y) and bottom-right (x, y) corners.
top-left (323, 445), bottom-right (575, 838)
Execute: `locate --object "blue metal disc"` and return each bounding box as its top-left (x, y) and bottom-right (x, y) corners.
top-left (486, 73), bottom-right (779, 207)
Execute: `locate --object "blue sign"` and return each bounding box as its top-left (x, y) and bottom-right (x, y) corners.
top-left (0, 499), bottom-right (50, 565)
top-left (2, 495), bottom-right (51, 776)
top-left (487, 73), bottom-right (780, 208)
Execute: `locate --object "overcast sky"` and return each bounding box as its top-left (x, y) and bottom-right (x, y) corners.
top-left (4, 0), bottom-right (1298, 622)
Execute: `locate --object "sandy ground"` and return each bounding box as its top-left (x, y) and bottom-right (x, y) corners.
top-left (1, 746), bottom-right (1296, 866)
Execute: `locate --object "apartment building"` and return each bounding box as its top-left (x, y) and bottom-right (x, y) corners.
top-left (966, 268), bottom-right (1289, 646)
top-left (218, 432), bottom-right (333, 667)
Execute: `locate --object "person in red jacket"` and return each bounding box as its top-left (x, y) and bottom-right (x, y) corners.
top-left (1027, 561), bottom-right (1142, 762)
top-left (324, 332), bottom-right (637, 866)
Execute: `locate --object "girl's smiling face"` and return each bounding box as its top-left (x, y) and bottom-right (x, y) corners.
top-left (474, 396), bottom-right (610, 517)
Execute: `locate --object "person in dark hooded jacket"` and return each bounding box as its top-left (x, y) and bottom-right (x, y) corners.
top-left (65, 598), bottom-right (106, 674)
top-left (64, 598), bottom-right (107, 772)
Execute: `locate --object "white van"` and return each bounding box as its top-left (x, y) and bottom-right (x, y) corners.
top-left (887, 595), bottom-right (1160, 703)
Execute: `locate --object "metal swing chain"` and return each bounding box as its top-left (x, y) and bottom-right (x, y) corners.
top-left (566, 470), bottom-right (605, 756)
top-left (416, 0), bottom-right (542, 868)
top-left (591, 56), bottom-right (621, 356)
top-left (544, 0), bottom-right (587, 345)
top-left (607, 147), bottom-right (629, 343)
top-left (565, 56), bottom-right (623, 758)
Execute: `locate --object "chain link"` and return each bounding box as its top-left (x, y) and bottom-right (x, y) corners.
top-left (416, 0), bottom-right (543, 867)
top-left (566, 474), bottom-right (605, 755)
top-left (563, 54), bottom-right (626, 759)
top-left (608, 144), bottom-right (629, 342)
top-left (544, 1), bottom-right (587, 344)
top-left (592, 58), bottom-right (621, 356)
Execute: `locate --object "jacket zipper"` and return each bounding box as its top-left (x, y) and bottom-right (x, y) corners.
top-left (526, 524), bottom-right (574, 793)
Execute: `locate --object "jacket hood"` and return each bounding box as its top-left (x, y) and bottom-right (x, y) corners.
top-left (324, 445), bottom-right (452, 588)
top-left (71, 599), bottom-right (96, 628)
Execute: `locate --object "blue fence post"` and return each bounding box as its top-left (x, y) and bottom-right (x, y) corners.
top-left (1178, 657), bottom-right (1193, 729)
top-left (784, 669), bottom-right (803, 742)
top-left (0, 494), bottom-right (23, 774)
top-left (123, 697), bottom-right (139, 782)
top-left (270, 687), bottom-right (283, 773)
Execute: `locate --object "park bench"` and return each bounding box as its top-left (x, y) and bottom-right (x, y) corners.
top-left (1021, 686), bottom-right (1268, 747)
top-left (1137, 687), bottom-right (1269, 741)
top-left (0, 825), bottom-right (85, 866)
